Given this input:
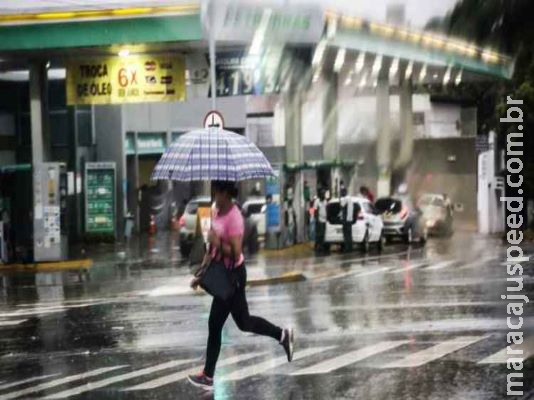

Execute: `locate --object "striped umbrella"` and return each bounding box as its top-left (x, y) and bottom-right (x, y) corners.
top-left (151, 128), bottom-right (275, 182)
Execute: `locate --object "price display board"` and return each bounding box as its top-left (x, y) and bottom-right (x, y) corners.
top-left (85, 162), bottom-right (116, 235)
top-left (215, 50), bottom-right (297, 97)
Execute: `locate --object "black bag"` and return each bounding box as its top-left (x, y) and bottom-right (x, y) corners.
top-left (198, 260), bottom-right (236, 302)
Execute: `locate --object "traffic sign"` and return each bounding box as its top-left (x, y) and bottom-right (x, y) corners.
top-left (204, 110), bottom-right (224, 129)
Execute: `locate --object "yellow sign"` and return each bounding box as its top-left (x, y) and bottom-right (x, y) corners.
top-left (66, 55), bottom-right (186, 105)
top-left (197, 206), bottom-right (212, 243)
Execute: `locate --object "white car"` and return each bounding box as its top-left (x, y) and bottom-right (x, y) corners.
top-left (178, 196), bottom-right (211, 257)
top-left (242, 197), bottom-right (266, 237)
top-left (325, 196), bottom-right (385, 252)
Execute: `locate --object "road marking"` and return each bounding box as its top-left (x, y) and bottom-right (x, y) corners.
top-left (380, 336), bottom-right (486, 368)
top-left (0, 302), bottom-right (109, 318)
top-left (223, 347), bottom-right (332, 381)
top-left (478, 336), bottom-right (534, 364)
top-left (0, 366), bottom-right (126, 400)
top-left (43, 359), bottom-right (195, 399)
top-left (314, 267), bottom-right (391, 282)
top-left (0, 319), bottom-right (27, 327)
top-left (123, 352), bottom-right (265, 391)
top-left (425, 260), bottom-right (457, 271)
top-left (458, 256), bottom-right (497, 270)
top-left (389, 261), bottom-right (428, 274)
top-left (0, 375), bottom-right (59, 391)
top-left (291, 341), bottom-right (408, 375)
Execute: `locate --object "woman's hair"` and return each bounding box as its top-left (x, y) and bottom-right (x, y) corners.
top-left (211, 180), bottom-right (238, 198)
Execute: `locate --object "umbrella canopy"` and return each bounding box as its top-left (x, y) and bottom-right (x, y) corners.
top-left (151, 128), bottom-right (275, 182)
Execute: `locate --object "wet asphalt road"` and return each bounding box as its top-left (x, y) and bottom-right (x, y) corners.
top-left (0, 232), bottom-right (533, 400)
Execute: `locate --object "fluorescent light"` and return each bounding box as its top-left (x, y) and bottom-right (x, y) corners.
top-left (455, 69), bottom-right (463, 86)
top-left (118, 48), bottom-right (130, 57)
top-left (333, 48), bottom-right (346, 73)
top-left (372, 55), bottom-right (382, 76)
top-left (443, 66), bottom-right (452, 85)
top-left (355, 52), bottom-right (365, 74)
top-left (312, 40), bottom-right (327, 67)
top-left (405, 61), bottom-right (413, 80)
top-left (389, 57), bottom-right (399, 80)
top-left (418, 64), bottom-right (427, 82)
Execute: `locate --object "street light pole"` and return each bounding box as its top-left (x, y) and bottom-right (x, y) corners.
top-left (208, 0), bottom-right (217, 111)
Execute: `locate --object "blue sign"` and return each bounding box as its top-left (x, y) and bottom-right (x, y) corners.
top-left (266, 203), bottom-right (280, 229)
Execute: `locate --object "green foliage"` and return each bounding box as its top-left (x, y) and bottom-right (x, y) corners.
top-left (426, 0), bottom-right (534, 196)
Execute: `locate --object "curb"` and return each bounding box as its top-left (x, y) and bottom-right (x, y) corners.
top-left (0, 258), bottom-right (93, 272)
top-left (248, 272), bottom-right (306, 287)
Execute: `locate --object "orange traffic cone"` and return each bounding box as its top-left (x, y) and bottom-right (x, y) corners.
top-left (149, 214), bottom-right (157, 235)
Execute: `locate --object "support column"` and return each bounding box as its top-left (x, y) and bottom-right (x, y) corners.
top-left (322, 69), bottom-right (338, 162)
top-left (376, 77), bottom-right (391, 197)
top-left (29, 62), bottom-right (50, 164)
top-left (322, 69), bottom-right (339, 196)
top-left (395, 77), bottom-right (414, 178)
top-left (284, 90), bottom-right (304, 244)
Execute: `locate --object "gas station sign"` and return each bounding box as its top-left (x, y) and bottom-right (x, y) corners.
top-left (85, 162), bottom-right (116, 235)
top-left (66, 55), bottom-right (186, 105)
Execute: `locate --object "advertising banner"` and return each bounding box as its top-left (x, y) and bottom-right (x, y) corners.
top-left (66, 55), bottom-right (186, 105)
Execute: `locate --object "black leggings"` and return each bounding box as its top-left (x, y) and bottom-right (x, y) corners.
top-left (203, 264), bottom-right (282, 378)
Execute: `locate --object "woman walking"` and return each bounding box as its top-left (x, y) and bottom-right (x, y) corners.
top-left (188, 181), bottom-right (294, 390)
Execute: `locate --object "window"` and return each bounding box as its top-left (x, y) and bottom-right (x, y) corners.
top-left (375, 198), bottom-right (402, 214)
top-left (327, 201), bottom-right (361, 224)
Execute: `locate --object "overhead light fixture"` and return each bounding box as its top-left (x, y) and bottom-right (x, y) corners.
top-left (333, 48), bottom-right (346, 73)
top-left (355, 52), bottom-right (365, 74)
top-left (455, 69), bottom-right (463, 86)
top-left (359, 73), bottom-right (367, 88)
top-left (372, 55), bottom-right (383, 76)
top-left (118, 48), bottom-right (130, 57)
top-left (405, 61), bottom-right (413, 80)
top-left (443, 66), bottom-right (452, 85)
top-left (312, 40), bottom-right (327, 67)
top-left (389, 57), bottom-right (399, 80)
top-left (418, 64), bottom-right (427, 82)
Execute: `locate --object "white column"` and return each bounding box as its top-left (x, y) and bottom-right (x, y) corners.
top-left (376, 78), bottom-right (391, 197)
top-left (396, 77), bottom-right (414, 169)
top-left (29, 62), bottom-right (50, 164)
top-left (284, 90), bottom-right (304, 243)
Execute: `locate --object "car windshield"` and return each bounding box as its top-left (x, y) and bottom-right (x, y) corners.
top-left (419, 196), bottom-right (445, 207)
top-left (246, 204), bottom-right (264, 214)
top-left (375, 198), bottom-right (402, 214)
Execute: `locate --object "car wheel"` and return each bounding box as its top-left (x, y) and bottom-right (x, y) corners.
top-left (404, 227), bottom-right (413, 245)
top-left (360, 231), bottom-right (370, 253)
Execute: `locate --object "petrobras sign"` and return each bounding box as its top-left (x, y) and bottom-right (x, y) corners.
top-left (205, 1), bottom-right (324, 44)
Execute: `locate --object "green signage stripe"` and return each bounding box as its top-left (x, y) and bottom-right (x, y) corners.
top-left (333, 29), bottom-right (513, 80)
top-left (0, 14), bottom-right (202, 51)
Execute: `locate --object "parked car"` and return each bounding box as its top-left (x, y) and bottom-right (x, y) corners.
top-left (178, 196), bottom-right (211, 257)
top-left (375, 196), bottom-right (427, 244)
top-left (325, 196), bottom-right (385, 252)
top-left (242, 197), bottom-right (266, 238)
top-left (418, 193), bottom-right (453, 237)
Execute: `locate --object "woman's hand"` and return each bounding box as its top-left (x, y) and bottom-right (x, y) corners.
top-left (190, 276), bottom-right (201, 290)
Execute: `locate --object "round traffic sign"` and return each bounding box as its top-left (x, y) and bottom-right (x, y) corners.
top-left (203, 110), bottom-right (224, 129)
